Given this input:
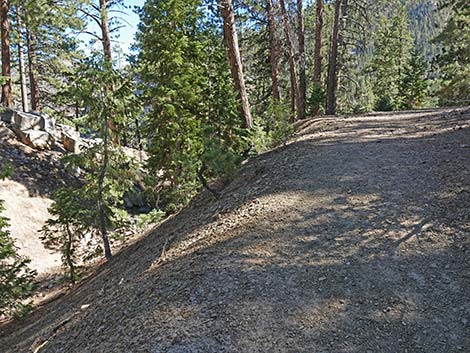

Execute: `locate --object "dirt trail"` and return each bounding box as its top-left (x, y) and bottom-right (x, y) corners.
top-left (1, 108), bottom-right (469, 353)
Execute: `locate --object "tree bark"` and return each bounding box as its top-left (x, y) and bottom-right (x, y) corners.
top-left (220, 0), bottom-right (253, 129)
top-left (25, 17), bottom-right (39, 111)
top-left (99, 0), bottom-right (120, 143)
top-left (266, 0), bottom-right (280, 102)
top-left (99, 0), bottom-right (112, 63)
top-left (297, 0), bottom-right (306, 118)
top-left (97, 110), bottom-right (112, 260)
top-left (16, 4), bottom-right (28, 112)
top-left (279, 0), bottom-right (302, 121)
top-left (336, 0), bottom-right (348, 99)
top-left (326, 0), bottom-right (341, 115)
top-left (65, 224), bottom-right (76, 281)
top-left (312, 0), bottom-right (323, 116)
top-left (1, 0), bottom-right (12, 108)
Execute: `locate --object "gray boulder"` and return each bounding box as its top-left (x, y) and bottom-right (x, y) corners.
top-left (12, 111), bottom-right (57, 133)
top-left (0, 108), bottom-right (14, 123)
top-left (16, 129), bottom-right (55, 150)
top-left (13, 111), bottom-right (46, 130)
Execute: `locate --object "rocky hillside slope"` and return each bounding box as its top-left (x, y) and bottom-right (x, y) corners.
top-left (1, 108), bottom-right (469, 353)
top-left (0, 122), bottom-right (73, 276)
top-left (0, 113), bottom-right (146, 280)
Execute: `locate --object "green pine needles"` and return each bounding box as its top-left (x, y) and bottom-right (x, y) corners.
top-left (434, 0), bottom-right (470, 105)
top-left (41, 59), bottom-right (139, 278)
top-left (135, 0), bottom-right (248, 209)
top-left (368, 8), bottom-right (429, 111)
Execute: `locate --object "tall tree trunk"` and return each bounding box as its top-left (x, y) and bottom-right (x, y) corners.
top-left (279, 0), bottom-right (302, 121)
top-left (336, 0), bottom-right (348, 100)
top-left (99, 0), bottom-right (120, 143)
top-left (26, 31), bottom-right (39, 111)
top-left (326, 0), bottom-right (341, 115)
top-left (65, 224), bottom-right (76, 282)
top-left (312, 0), bottom-right (323, 116)
top-left (220, 0), bottom-right (253, 129)
top-left (25, 19), bottom-right (39, 111)
top-left (97, 112), bottom-right (112, 260)
top-left (1, 0), bottom-right (12, 108)
top-left (99, 0), bottom-right (112, 63)
top-left (16, 4), bottom-right (28, 112)
top-left (267, 0), bottom-right (280, 102)
top-left (297, 0), bottom-right (306, 118)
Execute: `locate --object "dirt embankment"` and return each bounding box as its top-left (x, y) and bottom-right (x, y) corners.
top-left (0, 124), bottom-right (73, 276)
top-left (1, 108), bottom-right (469, 353)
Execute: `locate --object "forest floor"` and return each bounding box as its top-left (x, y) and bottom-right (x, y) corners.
top-left (1, 107), bottom-right (469, 353)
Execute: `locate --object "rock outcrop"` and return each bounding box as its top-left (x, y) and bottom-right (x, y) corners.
top-left (13, 111), bottom-right (47, 130)
top-left (16, 129), bottom-right (55, 150)
top-left (0, 108), bottom-right (81, 152)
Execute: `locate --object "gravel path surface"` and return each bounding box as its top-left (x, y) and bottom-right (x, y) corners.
top-left (1, 108), bottom-right (469, 353)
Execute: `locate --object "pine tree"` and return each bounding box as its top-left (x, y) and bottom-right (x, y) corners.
top-left (434, 0), bottom-right (470, 105)
top-left (78, 0), bottom-right (129, 138)
top-left (20, 0), bottom-right (84, 113)
top-left (135, 0), bottom-right (246, 209)
top-left (368, 7), bottom-right (413, 111)
top-left (42, 58), bottom-right (138, 264)
top-left (400, 49), bottom-right (428, 109)
top-left (41, 188), bottom-right (89, 282)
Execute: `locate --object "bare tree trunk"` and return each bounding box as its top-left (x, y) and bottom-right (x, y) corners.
top-left (336, 0), bottom-right (348, 99)
top-left (99, 0), bottom-right (121, 143)
top-left (297, 0), bottom-right (306, 118)
top-left (25, 18), bottom-right (39, 111)
top-left (279, 0), bottom-right (302, 121)
top-left (312, 0), bottom-right (323, 116)
top-left (97, 0), bottom-right (113, 257)
top-left (97, 112), bottom-right (112, 260)
top-left (65, 224), bottom-right (76, 282)
top-left (135, 117), bottom-right (143, 152)
top-left (220, 0), bottom-right (253, 129)
top-left (99, 0), bottom-right (112, 63)
top-left (267, 0), bottom-right (280, 102)
top-left (1, 0), bottom-right (12, 108)
top-left (326, 0), bottom-right (341, 115)
top-left (27, 31), bottom-right (39, 111)
top-left (16, 4), bottom-right (28, 112)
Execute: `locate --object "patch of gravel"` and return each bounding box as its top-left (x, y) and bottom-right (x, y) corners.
top-left (1, 108), bottom-right (469, 353)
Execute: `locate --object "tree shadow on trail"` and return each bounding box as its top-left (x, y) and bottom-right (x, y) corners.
top-left (1, 110), bottom-right (470, 353)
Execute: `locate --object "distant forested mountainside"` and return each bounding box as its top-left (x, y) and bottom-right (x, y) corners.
top-left (408, 1), bottom-right (443, 59)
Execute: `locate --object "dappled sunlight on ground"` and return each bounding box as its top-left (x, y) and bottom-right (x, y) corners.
top-left (1, 108), bottom-right (469, 353)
